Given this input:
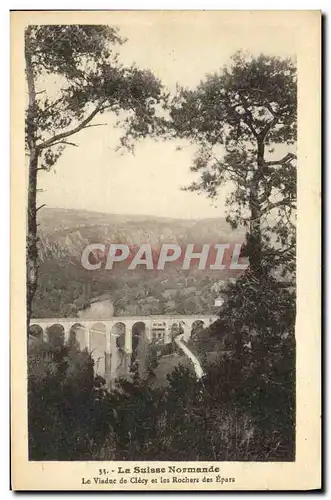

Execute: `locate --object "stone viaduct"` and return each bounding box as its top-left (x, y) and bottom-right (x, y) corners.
top-left (29, 315), bottom-right (218, 384)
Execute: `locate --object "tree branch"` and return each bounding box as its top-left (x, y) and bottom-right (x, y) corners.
top-left (261, 199), bottom-right (296, 215)
top-left (237, 93), bottom-right (258, 138)
top-left (49, 140), bottom-right (79, 148)
top-left (264, 244), bottom-right (296, 257)
top-left (41, 96), bottom-right (65, 115)
top-left (36, 204), bottom-right (46, 212)
top-left (258, 115), bottom-right (278, 141)
top-left (265, 103), bottom-right (276, 116)
top-left (264, 153), bottom-right (297, 166)
top-left (83, 123), bottom-right (108, 129)
top-left (37, 103), bottom-right (108, 151)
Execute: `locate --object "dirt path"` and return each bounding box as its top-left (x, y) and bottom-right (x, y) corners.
top-left (174, 334), bottom-right (205, 380)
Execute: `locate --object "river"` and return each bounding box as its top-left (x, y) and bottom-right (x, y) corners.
top-left (78, 298), bottom-right (114, 319)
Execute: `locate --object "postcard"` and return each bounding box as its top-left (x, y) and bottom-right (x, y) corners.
top-left (11, 10), bottom-right (321, 490)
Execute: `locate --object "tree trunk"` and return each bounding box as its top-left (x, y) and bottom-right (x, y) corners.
top-left (25, 29), bottom-right (39, 333)
top-left (26, 153), bottom-right (39, 330)
top-left (248, 140), bottom-right (264, 275)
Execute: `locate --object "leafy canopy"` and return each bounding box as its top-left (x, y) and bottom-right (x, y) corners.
top-left (171, 51), bottom-right (296, 146)
top-left (170, 52), bottom-right (297, 276)
top-left (26, 25), bottom-right (167, 170)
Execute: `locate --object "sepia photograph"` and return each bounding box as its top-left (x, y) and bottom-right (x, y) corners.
top-left (11, 10), bottom-right (321, 490)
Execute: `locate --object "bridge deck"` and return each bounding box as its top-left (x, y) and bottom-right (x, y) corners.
top-left (31, 314), bottom-right (218, 324)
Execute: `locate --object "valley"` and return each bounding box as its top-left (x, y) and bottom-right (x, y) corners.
top-left (33, 208), bottom-right (246, 318)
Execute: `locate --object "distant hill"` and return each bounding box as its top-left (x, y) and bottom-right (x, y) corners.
top-left (33, 207), bottom-right (246, 318)
top-left (38, 207), bottom-right (246, 262)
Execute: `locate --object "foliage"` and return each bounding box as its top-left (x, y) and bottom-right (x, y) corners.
top-left (165, 51), bottom-right (297, 459)
top-left (28, 300), bottom-right (295, 462)
top-left (28, 337), bottom-right (114, 460)
top-left (207, 269), bottom-right (296, 459)
top-left (26, 25), bottom-right (166, 160)
top-left (170, 52), bottom-right (297, 278)
top-left (25, 25), bottom-right (167, 325)
top-left (32, 258), bottom-right (225, 317)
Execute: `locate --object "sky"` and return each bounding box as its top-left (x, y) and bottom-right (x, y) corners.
top-left (37, 13), bottom-right (296, 219)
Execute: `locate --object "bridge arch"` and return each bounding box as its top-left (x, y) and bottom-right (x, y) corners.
top-left (47, 324), bottom-right (65, 347)
top-left (132, 321), bottom-right (146, 360)
top-left (171, 319), bottom-right (196, 341)
top-left (29, 324), bottom-right (44, 340)
top-left (112, 322), bottom-right (126, 351)
top-left (69, 323), bottom-right (86, 348)
top-left (109, 322), bottom-right (127, 378)
top-left (191, 319), bottom-right (206, 336)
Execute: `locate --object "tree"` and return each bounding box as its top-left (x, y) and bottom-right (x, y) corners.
top-left (170, 52), bottom-right (297, 278)
top-left (25, 25), bottom-right (166, 328)
top-left (214, 270), bottom-right (296, 458)
top-left (28, 337), bottom-right (114, 460)
top-left (28, 330), bottom-right (295, 461)
top-left (169, 53), bottom-right (297, 460)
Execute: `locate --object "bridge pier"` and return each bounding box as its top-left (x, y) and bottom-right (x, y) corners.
top-left (110, 330), bottom-right (118, 381)
top-left (164, 320), bottom-right (172, 344)
top-left (182, 324), bottom-right (191, 342)
top-left (105, 327), bottom-right (112, 356)
top-left (145, 325), bottom-right (151, 343)
top-left (63, 324), bottom-right (71, 342)
top-left (125, 328), bottom-right (132, 354)
top-left (84, 328), bottom-right (90, 350)
top-left (102, 326), bottom-right (111, 388)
